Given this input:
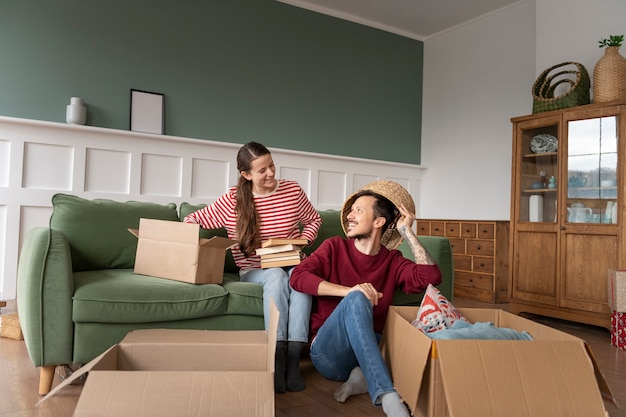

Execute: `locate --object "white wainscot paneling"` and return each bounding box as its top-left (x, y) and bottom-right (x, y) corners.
top-left (141, 153), bottom-right (183, 197)
top-left (85, 148), bottom-right (131, 194)
top-left (317, 171), bottom-right (347, 207)
top-left (22, 142), bottom-right (74, 190)
top-left (0, 205), bottom-right (6, 297)
top-left (0, 116), bottom-right (425, 300)
top-left (0, 140), bottom-right (9, 187)
top-left (191, 158), bottom-right (230, 200)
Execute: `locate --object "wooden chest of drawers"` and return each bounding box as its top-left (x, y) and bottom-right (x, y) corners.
top-left (417, 220), bottom-right (510, 303)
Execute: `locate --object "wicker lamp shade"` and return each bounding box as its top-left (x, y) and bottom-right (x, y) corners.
top-left (593, 46), bottom-right (626, 103)
top-left (341, 180), bottom-right (415, 250)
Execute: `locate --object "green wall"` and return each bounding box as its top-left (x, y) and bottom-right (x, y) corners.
top-left (0, 1), bottom-right (423, 164)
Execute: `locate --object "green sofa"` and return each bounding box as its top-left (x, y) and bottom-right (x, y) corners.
top-left (16, 193), bottom-right (454, 395)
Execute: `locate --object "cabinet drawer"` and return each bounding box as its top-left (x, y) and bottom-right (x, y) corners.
top-left (416, 221), bottom-right (430, 235)
top-left (477, 223), bottom-right (495, 239)
top-left (448, 238), bottom-right (466, 254)
top-left (430, 221), bottom-right (445, 236)
top-left (461, 223), bottom-right (477, 238)
top-left (445, 222), bottom-right (460, 237)
top-left (454, 254), bottom-right (472, 271)
top-left (455, 271), bottom-right (494, 290)
top-left (466, 240), bottom-right (495, 256)
top-left (472, 256), bottom-right (494, 274)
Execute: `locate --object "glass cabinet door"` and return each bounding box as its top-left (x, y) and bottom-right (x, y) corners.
top-left (517, 122), bottom-right (559, 223)
top-left (566, 116), bottom-right (618, 224)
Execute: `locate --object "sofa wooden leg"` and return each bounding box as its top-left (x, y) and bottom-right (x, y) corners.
top-left (38, 365), bottom-right (56, 395)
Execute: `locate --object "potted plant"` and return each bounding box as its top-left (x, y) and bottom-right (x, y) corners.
top-left (593, 35), bottom-right (626, 103)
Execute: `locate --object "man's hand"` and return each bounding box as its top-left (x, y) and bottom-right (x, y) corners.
top-left (348, 283), bottom-right (383, 306)
top-left (396, 203), bottom-right (415, 230)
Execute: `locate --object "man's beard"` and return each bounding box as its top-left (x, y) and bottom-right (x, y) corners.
top-left (349, 229), bottom-right (373, 241)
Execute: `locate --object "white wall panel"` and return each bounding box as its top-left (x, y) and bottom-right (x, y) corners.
top-left (191, 158), bottom-right (230, 200)
top-left (0, 116), bottom-right (424, 300)
top-left (140, 154), bottom-right (183, 197)
top-left (22, 143), bottom-right (74, 190)
top-left (85, 148), bottom-right (131, 194)
top-left (317, 171), bottom-right (347, 207)
top-left (0, 140), bottom-right (9, 187)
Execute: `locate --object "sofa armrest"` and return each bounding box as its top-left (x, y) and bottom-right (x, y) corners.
top-left (17, 227), bottom-right (74, 368)
top-left (393, 236), bottom-right (455, 305)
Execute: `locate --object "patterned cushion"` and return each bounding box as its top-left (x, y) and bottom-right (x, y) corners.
top-left (411, 284), bottom-right (467, 333)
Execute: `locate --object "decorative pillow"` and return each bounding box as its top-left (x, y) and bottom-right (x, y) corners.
top-left (411, 284), bottom-right (467, 333)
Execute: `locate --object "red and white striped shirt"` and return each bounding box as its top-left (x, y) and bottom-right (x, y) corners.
top-left (184, 179), bottom-right (322, 270)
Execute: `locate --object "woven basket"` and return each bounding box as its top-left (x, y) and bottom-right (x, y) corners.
top-left (341, 180), bottom-right (415, 250)
top-left (593, 46), bottom-right (626, 103)
top-left (0, 313), bottom-right (24, 341)
top-left (532, 62), bottom-right (590, 114)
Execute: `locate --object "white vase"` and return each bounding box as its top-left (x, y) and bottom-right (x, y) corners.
top-left (66, 97), bottom-right (86, 125)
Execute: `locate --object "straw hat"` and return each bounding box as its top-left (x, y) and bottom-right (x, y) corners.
top-left (341, 180), bottom-right (415, 249)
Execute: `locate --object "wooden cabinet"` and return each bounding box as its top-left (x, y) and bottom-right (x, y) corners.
top-left (509, 101), bottom-right (626, 329)
top-left (418, 219), bottom-right (509, 303)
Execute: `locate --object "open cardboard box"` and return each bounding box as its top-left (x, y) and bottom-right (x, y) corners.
top-left (129, 218), bottom-right (236, 284)
top-left (38, 302), bottom-right (279, 417)
top-left (380, 306), bottom-right (614, 417)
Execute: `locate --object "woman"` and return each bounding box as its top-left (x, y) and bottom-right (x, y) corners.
top-left (184, 142), bottom-right (322, 393)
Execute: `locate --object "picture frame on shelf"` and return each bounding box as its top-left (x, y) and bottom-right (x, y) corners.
top-left (130, 89), bottom-right (164, 134)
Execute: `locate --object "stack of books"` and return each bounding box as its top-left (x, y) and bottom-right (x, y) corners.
top-left (256, 238), bottom-right (308, 268)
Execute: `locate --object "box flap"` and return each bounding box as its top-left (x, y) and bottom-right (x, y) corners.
top-left (136, 218), bottom-right (199, 244)
top-left (380, 306), bottom-right (432, 415)
top-left (36, 345), bottom-right (121, 406)
top-left (436, 340), bottom-right (608, 417)
top-left (37, 302), bottom-right (279, 406)
top-left (199, 235), bottom-right (237, 249)
top-left (73, 371), bottom-right (274, 417)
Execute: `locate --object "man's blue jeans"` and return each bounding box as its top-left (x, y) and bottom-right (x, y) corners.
top-left (309, 291), bottom-right (395, 405)
top-left (240, 267), bottom-right (311, 343)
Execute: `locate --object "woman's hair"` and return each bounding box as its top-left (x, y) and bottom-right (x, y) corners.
top-left (236, 142), bottom-right (271, 257)
top-left (352, 190), bottom-right (399, 234)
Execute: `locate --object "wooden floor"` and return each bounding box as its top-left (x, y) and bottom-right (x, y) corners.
top-left (1, 298), bottom-right (625, 417)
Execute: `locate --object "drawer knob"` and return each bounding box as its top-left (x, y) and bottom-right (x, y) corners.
top-left (476, 245), bottom-right (482, 250)
top-left (480, 263), bottom-right (485, 267)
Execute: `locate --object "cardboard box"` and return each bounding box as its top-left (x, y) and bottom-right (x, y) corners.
top-left (129, 218), bottom-right (236, 284)
top-left (39, 302), bottom-right (278, 417)
top-left (611, 310), bottom-right (626, 350)
top-left (380, 306), bottom-right (614, 417)
top-left (608, 269), bottom-right (626, 312)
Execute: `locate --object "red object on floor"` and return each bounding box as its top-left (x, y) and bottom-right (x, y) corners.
top-left (610, 310), bottom-right (626, 350)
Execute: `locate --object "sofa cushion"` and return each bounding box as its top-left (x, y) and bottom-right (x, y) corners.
top-left (50, 194), bottom-right (179, 272)
top-left (72, 269), bottom-right (229, 323)
top-left (180, 202), bottom-right (239, 273)
top-left (221, 274), bottom-right (264, 315)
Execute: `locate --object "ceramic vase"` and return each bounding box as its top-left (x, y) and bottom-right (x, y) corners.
top-left (593, 46), bottom-right (626, 102)
top-left (66, 97), bottom-right (87, 125)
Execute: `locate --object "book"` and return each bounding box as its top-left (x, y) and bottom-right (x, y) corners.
top-left (260, 253), bottom-right (301, 263)
top-left (261, 257), bottom-right (301, 269)
top-left (259, 250), bottom-right (301, 260)
top-left (261, 238), bottom-right (308, 248)
top-left (255, 244), bottom-right (302, 256)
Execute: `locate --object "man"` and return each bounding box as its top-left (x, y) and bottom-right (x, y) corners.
top-left (290, 180), bottom-right (441, 417)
